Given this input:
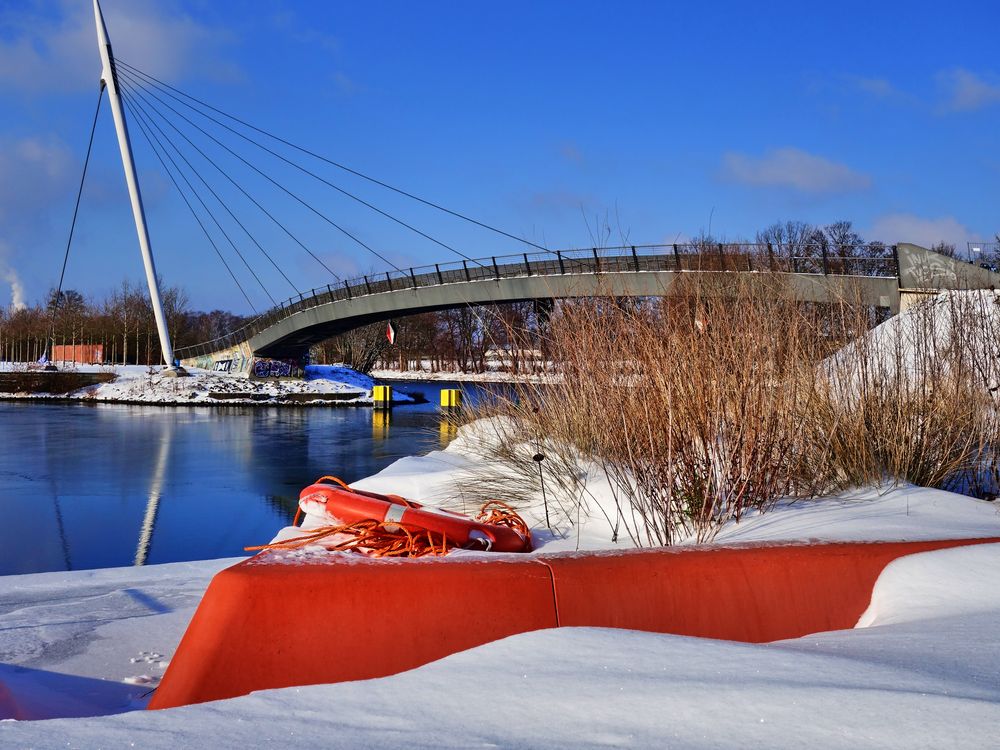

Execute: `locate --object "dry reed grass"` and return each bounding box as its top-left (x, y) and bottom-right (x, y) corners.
top-left (450, 277), bottom-right (1000, 545)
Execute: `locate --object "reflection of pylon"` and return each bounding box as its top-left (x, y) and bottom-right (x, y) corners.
top-left (373, 409), bottom-right (390, 438)
top-left (135, 418), bottom-right (173, 566)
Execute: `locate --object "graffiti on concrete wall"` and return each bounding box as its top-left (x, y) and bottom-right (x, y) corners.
top-left (182, 341), bottom-right (254, 375)
top-left (251, 358), bottom-right (300, 378)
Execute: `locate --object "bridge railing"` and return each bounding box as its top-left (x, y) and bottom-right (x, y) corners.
top-left (175, 243), bottom-right (898, 359)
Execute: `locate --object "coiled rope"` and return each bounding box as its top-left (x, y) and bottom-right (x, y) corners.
top-left (248, 477), bottom-right (529, 558)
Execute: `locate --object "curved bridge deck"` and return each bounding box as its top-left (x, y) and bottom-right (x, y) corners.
top-left (177, 243), bottom-right (998, 366)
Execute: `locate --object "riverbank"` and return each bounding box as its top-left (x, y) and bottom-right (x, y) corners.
top-left (0, 364), bottom-right (416, 407)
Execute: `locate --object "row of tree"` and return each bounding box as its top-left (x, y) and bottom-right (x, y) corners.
top-left (0, 281), bottom-right (248, 366)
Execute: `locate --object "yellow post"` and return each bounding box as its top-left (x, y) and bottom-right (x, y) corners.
top-left (440, 388), bottom-right (462, 409)
top-left (373, 384), bottom-right (392, 409)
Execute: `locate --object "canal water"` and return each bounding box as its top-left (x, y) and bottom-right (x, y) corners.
top-left (0, 381), bottom-right (487, 576)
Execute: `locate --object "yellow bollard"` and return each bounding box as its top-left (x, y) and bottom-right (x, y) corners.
top-left (439, 388), bottom-right (462, 409)
top-left (373, 384), bottom-right (392, 409)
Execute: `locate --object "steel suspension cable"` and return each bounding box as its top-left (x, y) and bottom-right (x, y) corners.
top-left (122, 86), bottom-right (276, 306)
top-left (53, 83), bottom-right (104, 320)
top-left (122, 78), bottom-right (340, 281)
top-left (118, 70), bottom-right (342, 283)
top-left (116, 64), bottom-right (486, 269)
top-left (124, 90), bottom-right (257, 313)
top-left (122, 75), bottom-right (339, 284)
top-left (118, 69), bottom-right (403, 275)
top-left (120, 78), bottom-right (297, 296)
top-left (117, 59), bottom-right (547, 252)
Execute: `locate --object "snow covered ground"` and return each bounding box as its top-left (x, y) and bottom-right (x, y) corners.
top-left (2, 415), bottom-right (999, 744)
top-left (0, 363), bottom-right (413, 406)
top-left (2, 541), bottom-right (998, 747)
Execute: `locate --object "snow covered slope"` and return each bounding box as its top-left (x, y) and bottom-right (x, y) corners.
top-left (2, 543), bottom-right (998, 748)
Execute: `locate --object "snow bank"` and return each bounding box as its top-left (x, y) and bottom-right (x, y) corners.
top-left (0, 364), bottom-right (409, 406)
top-left (370, 367), bottom-right (554, 384)
top-left (344, 422), bottom-right (1000, 553)
top-left (857, 542), bottom-right (1000, 627)
top-left (0, 558), bottom-right (237, 720)
top-left (304, 364), bottom-right (375, 391)
top-left (3, 544), bottom-right (999, 748)
top-left (825, 289), bottom-right (1000, 391)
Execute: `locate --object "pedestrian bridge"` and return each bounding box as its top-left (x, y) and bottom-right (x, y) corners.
top-left (177, 242), bottom-right (1000, 370)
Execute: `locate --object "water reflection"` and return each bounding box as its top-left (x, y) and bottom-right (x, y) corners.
top-left (439, 419), bottom-right (458, 447)
top-left (0, 380), bottom-right (499, 575)
top-left (133, 417), bottom-right (172, 566)
top-left (373, 409), bottom-right (390, 440)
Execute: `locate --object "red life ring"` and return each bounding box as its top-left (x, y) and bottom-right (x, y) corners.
top-left (298, 478), bottom-right (532, 553)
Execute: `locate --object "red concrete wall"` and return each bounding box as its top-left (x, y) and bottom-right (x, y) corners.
top-left (148, 537), bottom-right (1000, 710)
top-left (148, 556), bottom-right (557, 709)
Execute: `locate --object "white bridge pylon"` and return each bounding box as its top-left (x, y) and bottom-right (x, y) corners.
top-left (93, 0), bottom-right (184, 374)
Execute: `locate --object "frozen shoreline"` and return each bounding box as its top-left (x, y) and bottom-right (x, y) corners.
top-left (0, 363), bottom-right (417, 407)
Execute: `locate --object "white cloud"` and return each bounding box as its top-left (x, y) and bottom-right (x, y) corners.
top-left (854, 76), bottom-right (898, 98)
top-left (936, 68), bottom-right (1000, 113)
top-left (721, 148), bottom-right (871, 194)
top-left (0, 0), bottom-right (239, 93)
top-left (331, 71), bottom-right (358, 95)
top-left (558, 142), bottom-right (584, 165)
top-left (867, 213), bottom-right (977, 248)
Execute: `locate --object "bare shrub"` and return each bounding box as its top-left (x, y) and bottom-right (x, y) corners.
top-left (454, 275), bottom-right (828, 544)
top-left (450, 281), bottom-right (1000, 547)
top-left (818, 291), bottom-right (1000, 493)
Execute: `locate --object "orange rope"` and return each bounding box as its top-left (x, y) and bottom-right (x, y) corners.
top-left (476, 500), bottom-right (531, 542)
top-left (246, 519), bottom-right (460, 558)
top-left (315, 475), bottom-right (353, 491)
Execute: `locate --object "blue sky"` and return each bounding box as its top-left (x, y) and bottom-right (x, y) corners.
top-left (1, 0), bottom-right (998, 313)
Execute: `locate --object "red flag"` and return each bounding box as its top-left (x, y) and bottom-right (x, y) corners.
top-left (386, 321), bottom-right (396, 345)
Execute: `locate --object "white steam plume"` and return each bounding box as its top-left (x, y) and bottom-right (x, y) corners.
top-left (0, 241), bottom-right (27, 311)
top-left (2, 265), bottom-right (27, 311)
